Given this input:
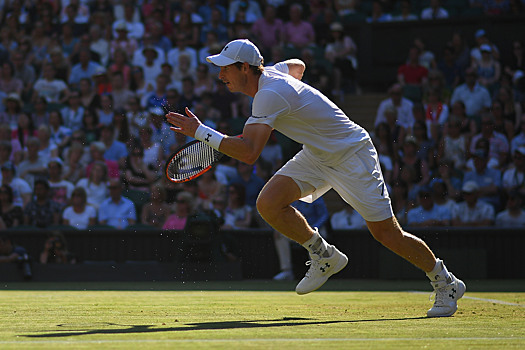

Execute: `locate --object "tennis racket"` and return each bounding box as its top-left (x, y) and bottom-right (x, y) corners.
top-left (165, 140), bottom-right (225, 183)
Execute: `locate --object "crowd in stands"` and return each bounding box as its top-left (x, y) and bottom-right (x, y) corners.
top-left (0, 0), bottom-right (524, 237)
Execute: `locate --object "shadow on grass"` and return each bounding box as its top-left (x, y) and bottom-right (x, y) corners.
top-left (24, 316), bottom-right (428, 338)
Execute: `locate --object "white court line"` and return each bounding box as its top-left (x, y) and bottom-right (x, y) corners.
top-left (409, 291), bottom-right (525, 307)
top-left (0, 337), bottom-right (524, 345)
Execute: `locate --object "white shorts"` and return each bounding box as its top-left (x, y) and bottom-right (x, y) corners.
top-left (275, 140), bottom-right (394, 222)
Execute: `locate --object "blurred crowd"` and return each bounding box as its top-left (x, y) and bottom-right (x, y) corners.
top-left (0, 0), bottom-right (524, 236)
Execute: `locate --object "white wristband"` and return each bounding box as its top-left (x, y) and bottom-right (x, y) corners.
top-left (194, 124), bottom-right (225, 150)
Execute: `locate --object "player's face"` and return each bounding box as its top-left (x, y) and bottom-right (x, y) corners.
top-left (218, 64), bottom-right (246, 93)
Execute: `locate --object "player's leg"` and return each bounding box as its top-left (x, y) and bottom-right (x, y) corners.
top-left (366, 216), bottom-right (466, 317)
top-left (257, 173), bottom-right (348, 294)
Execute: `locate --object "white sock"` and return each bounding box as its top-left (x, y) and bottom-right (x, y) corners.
top-left (426, 259), bottom-right (451, 282)
top-left (302, 228), bottom-right (332, 257)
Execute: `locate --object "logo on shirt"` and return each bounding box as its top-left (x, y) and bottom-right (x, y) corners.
top-left (250, 115), bottom-right (269, 119)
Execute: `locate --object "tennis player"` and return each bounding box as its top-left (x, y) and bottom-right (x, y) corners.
top-left (166, 39), bottom-right (465, 317)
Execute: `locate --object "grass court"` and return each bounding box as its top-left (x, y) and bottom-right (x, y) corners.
top-left (0, 280), bottom-right (524, 349)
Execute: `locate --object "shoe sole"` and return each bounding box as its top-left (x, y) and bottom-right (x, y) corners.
top-left (296, 251), bottom-right (348, 295)
top-left (427, 279), bottom-right (467, 318)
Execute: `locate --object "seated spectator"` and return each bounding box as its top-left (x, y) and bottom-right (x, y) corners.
top-left (431, 160), bottom-right (463, 201)
top-left (397, 46), bottom-right (428, 102)
top-left (32, 62), bottom-right (69, 105)
top-left (228, 162), bottom-right (265, 208)
top-left (47, 158), bottom-right (75, 210)
top-left (36, 124), bottom-right (59, 164)
top-left (0, 123), bottom-right (22, 163)
top-left (48, 110), bottom-right (72, 154)
top-left (163, 191), bottom-right (196, 230)
top-left (62, 187), bottom-right (97, 229)
top-left (282, 3), bottom-right (315, 49)
top-left (141, 184), bottom-right (171, 228)
top-left (490, 100), bottom-right (514, 143)
top-left (98, 178), bottom-right (136, 229)
top-left (12, 112), bottom-right (37, 151)
top-left (495, 193), bottom-right (525, 227)
top-left (502, 146), bottom-right (525, 199)
top-left (424, 87), bottom-right (448, 141)
top-left (407, 187), bottom-right (451, 227)
top-left (123, 144), bottom-right (157, 199)
top-left (99, 124), bottom-right (128, 168)
top-left (196, 168), bottom-right (225, 210)
top-left (420, 0), bottom-right (449, 19)
top-left (437, 116), bottom-right (469, 171)
top-left (393, 136), bottom-right (431, 189)
top-left (463, 148), bottom-right (503, 211)
top-left (325, 22), bottom-right (358, 97)
top-left (222, 184), bottom-right (253, 230)
top-left (62, 143), bottom-right (87, 184)
top-left (61, 90), bottom-right (85, 132)
top-left (330, 205), bottom-right (366, 230)
top-left (451, 181), bottom-right (495, 226)
top-left (1, 162), bottom-right (31, 208)
top-left (0, 93), bottom-right (23, 129)
top-left (431, 179), bottom-right (458, 214)
top-left (495, 85), bottom-right (522, 130)
top-left (511, 114), bottom-right (525, 154)
top-left (450, 67), bottom-right (491, 120)
top-left (96, 94), bottom-right (115, 127)
top-left (138, 126), bottom-right (163, 171)
top-left (367, 0), bottom-right (392, 22)
top-left (469, 113), bottom-right (510, 169)
top-left (375, 83), bottom-right (415, 131)
top-left (473, 44), bottom-right (501, 95)
top-left (0, 234), bottom-right (32, 280)
top-left (17, 137), bottom-right (48, 189)
top-left (0, 184), bottom-right (23, 229)
top-left (391, 179), bottom-right (411, 226)
top-left (39, 233), bottom-right (77, 264)
top-left (76, 161), bottom-right (109, 209)
top-left (24, 179), bottom-right (61, 228)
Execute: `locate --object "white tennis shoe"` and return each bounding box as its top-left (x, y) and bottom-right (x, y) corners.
top-left (427, 273), bottom-right (466, 317)
top-left (295, 246), bottom-right (348, 295)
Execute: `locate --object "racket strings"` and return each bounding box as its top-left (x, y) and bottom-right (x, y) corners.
top-left (167, 141), bottom-right (223, 182)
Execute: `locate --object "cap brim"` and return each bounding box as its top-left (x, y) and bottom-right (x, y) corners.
top-left (206, 53), bottom-right (238, 67)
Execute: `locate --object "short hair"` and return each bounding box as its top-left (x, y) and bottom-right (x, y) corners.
top-left (0, 184), bottom-right (14, 203)
top-left (34, 179), bottom-right (50, 189)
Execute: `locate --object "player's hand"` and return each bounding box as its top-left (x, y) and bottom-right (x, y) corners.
top-left (165, 107), bottom-right (202, 138)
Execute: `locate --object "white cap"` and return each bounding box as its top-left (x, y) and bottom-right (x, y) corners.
top-left (462, 181), bottom-right (479, 193)
top-left (206, 39), bottom-right (263, 67)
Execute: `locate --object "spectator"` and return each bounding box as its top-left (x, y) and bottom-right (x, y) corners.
top-left (177, 77), bottom-right (200, 112)
top-left (451, 181), bottom-right (495, 226)
top-left (0, 60), bottom-right (23, 96)
top-left (392, 0), bottom-right (419, 21)
top-left (470, 29), bottom-right (500, 66)
top-left (167, 33), bottom-right (198, 73)
top-left (511, 114), bottom-right (525, 153)
top-left (163, 191), bottom-right (196, 230)
top-left (0, 93), bottom-right (23, 127)
top-left (495, 193), bottom-right (525, 227)
top-left (222, 183), bottom-right (253, 230)
top-left (0, 184), bottom-right (23, 229)
top-left (491, 99), bottom-right (514, 142)
top-left (110, 21), bottom-right (138, 60)
top-left (99, 123), bottom-right (128, 166)
top-left (502, 146), bottom-right (525, 199)
top-left (194, 64), bottom-right (216, 97)
top-left (24, 179), bottom-right (61, 228)
top-left (98, 178), bottom-right (136, 229)
top-left (367, 0), bottom-right (393, 22)
top-left (96, 93), bottom-right (115, 126)
top-left (373, 122), bottom-right (396, 183)
top-left (32, 62), bottom-right (69, 105)
top-left (325, 22), bottom-right (358, 97)
top-left (82, 109), bottom-right (101, 146)
top-left (77, 160), bottom-right (109, 209)
top-left (420, 0), bottom-right (449, 19)
top-left (495, 85), bottom-right (522, 129)
top-left (473, 44), bottom-right (501, 94)
top-left (61, 90), bottom-right (85, 132)
top-left (132, 33), bottom-right (165, 71)
top-left (424, 87), bottom-right (449, 141)
top-left (251, 5), bottom-right (284, 59)
top-left (85, 139), bottom-right (116, 176)
top-left (229, 162), bottom-right (265, 208)
top-left (17, 137), bottom-right (47, 189)
top-left (62, 143), bottom-right (86, 184)
top-left (330, 205), bottom-right (366, 230)
top-left (469, 113), bottom-right (510, 169)
top-left (48, 47), bottom-right (71, 83)
top-left (37, 124), bottom-right (59, 164)
top-left (1, 162), bottom-right (31, 208)
top-left (109, 71), bottom-right (134, 111)
top-left (450, 67), bottom-right (491, 119)
top-left (62, 186), bottom-right (97, 229)
top-left (283, 3), bottom-right (315, 49)
top-left (437, 45), bottom-right (462, 91)
top-left (431, 178), bottom-right (458, 214)
top-left (30, 97), bottom-right (50, 129)
top-left (48, 110), bottom-right (72, 154)
top-left (148, 106), bottom-right (176, 157)
top-left (394, 135), bottom-right (431, 188)
top-left (375, 83), bottom-right (415, 131)
top-left (123, 144), bottom-right (157, 194)
top-left (14, 112), bottom-right (37, 151)
top-left (0, 234), bottom-right (32, 280)
top-left (228, 0), bottom-right (262, 23)
top-left (397, 46), bottom-right (429, 102)
top-left (11, 50), bottom-right (36, 100)
top-left (463, 149), bottom-right (503, 211)
top-left (39, 232), bottom-right (77, 264)
top-left (433, 160), bottom-right (463, 201)
top-left (407, 187), bottom-right (451, 227)
top-left (197, 167), bottom-right (225, 210)
top-left (438, 116), bottom-right (469, 171)
top-left (47, 158), bottom-right (75, 210)
top-left (78, 78), bottom-right (101, 111)
top-left (89, 24), bottom-right (110, 66)
top-left (69, 48), bottom-right (103, 88)
top-left (141, 184), bottom-right (171, 228)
